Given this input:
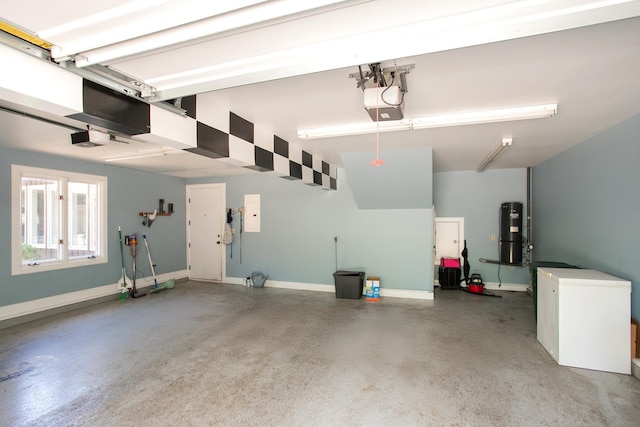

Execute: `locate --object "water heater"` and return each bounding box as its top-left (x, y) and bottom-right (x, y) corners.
top-left (499, 202), bottom-right (523, 264)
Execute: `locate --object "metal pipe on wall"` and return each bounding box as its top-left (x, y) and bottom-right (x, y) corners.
top-left (527, 167), bottom-right (532, 246)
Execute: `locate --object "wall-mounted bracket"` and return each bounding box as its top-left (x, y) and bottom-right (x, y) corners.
top-left (138, 200), bottom-right (174, 227)
top-left (139, 212), bottom-right (172, 217)
top-left (349, 63), bottom-right (414, 92)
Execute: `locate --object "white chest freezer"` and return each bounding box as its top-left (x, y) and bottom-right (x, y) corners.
top-left (536, 268), bottom-right (631, 374)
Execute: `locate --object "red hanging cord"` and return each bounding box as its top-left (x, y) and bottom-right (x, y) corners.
top-left (370, 84), bottom-right (385, 167)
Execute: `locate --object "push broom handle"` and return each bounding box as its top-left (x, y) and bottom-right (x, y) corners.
top-left (143, 234), bottom-right (158, 284)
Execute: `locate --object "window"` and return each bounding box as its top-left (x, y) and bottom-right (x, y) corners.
top-left (12, 165), bottom-right (107, 275)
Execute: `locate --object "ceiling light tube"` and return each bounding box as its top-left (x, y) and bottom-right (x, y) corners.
top-left (297, 120), bottom-right (410, 139)
top-left (298, 104), bottom-right (556, 139)
top-left (411, 104), bottom-right (557, 129)
top-left (477, 138), bottom-right (513, 172)
top-left (101, 148), bottom-right (185, 162)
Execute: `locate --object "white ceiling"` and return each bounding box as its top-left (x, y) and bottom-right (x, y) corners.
top-left (1, 1), bottom-right (640, 176)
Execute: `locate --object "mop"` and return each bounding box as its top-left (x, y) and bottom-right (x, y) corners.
top-left (143, 234), bottom-right (175, 293)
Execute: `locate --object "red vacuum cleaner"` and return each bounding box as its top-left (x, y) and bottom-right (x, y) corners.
top-left (464, 274), bottom-right (501, 298)
top-left (461, 242), bottom-right (502, 298)
top-left (468, 274), bottom-right (484, 294)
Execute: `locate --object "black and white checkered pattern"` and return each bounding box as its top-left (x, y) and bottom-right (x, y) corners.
top-left (191, 110), bottom-right (337, 190)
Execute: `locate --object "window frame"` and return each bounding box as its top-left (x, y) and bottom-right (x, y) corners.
top-left (11, 164), bottom-right (108, 276)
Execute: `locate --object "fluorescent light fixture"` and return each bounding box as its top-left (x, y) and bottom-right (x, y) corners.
top-left (477, 138), bottom-right (513, 172)
top-left (297, 104), bottom-right (557, 139)
top-left (411, 104), bottom-right (557, 129)
top-left (297, 120), bottom-right (410, 139)
top-left (101, 147), bottom-right (186, 162)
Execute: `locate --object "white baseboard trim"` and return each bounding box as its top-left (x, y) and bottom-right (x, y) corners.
top-left (225, 277), bottom-right (434, 301)
top-left (382, 288), bottom-right (434, 300)
top-left (0, 270), bottom-right (189, 322)
top-left (265, 280), bottom-right (335, 293)
top-left (483, 282), bottom-right (529, 292)
top-left (224, 276), bottom-right (252, 286)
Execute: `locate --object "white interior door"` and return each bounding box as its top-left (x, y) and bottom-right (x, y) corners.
top-left (434, 217), bottom-right (464, 264)
top-left (187, 184), bottom-right (225, 281)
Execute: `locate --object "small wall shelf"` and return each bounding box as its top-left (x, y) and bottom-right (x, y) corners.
top-left (479, 258), bottom-right (527, 267)
top-left (139, 212), bottom-right (172, 217)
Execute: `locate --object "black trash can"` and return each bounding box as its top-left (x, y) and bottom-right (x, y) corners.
top-left (529, 261), bottom-right (579, 322)
top-left (333, 271), bottom-right (364, 299)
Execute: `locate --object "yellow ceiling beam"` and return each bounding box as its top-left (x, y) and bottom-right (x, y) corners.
top-left (0, 21), bottom-right (52, 49)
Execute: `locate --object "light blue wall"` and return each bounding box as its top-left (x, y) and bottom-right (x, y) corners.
top-left (433, 168), bottom-right (530, 285)
top-left (532, 113), bottom-right (640, 320)
top-left (189, 170), bottom-right (434, 291)
top-left (0, 147), bottom-right (187, 307)
top-left (341, 148), bottom-right (433, 209)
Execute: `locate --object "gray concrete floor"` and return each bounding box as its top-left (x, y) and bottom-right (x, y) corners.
top-left (1, 282), bottom-right (638, 426)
